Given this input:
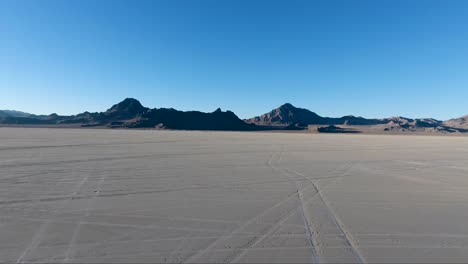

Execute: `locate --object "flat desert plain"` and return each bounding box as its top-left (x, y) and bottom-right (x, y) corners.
top-left (2, 127), bottom-right (468, 263)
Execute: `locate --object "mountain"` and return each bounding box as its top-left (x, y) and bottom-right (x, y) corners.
top-left (245, 103), bottom-right (386, 126)
top-left (104, 98), bottom-right (148, 119)
top-left (246, 103), bottom-right (447, 131)
top-left (127, 108), bottom-right (256, 130)
top-left (443, 115), bottom-right (468, 129)
top-left (380, 116), bottom-right (441, 128)
top-left (64, 98), bottom-right (149, 126)
top-left (0, 99), bottom-right (466, 133)
top-left (0, 98), bottom-right (257, 131)
top-left (245, 103), bottom-right (325, 126)
top-left (245, 103), bottom-right (390, 126)
top-left (0, 110), bottom-right (33, 118)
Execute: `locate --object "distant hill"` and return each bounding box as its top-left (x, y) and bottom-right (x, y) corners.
top-left (245, 103), bottom-right (324, 126)
top-left (57, 98), bottom-right (149, 126)
top-left (245, 103), bottom-right (387, 126)
top-left (105, 98), bottom-right (148, 119)
top-left (245, 103), bottom-right (458, 132)
top-left (1, 99), bottom-right (466, 133)
top-left (0, 98), bottom-right (257, 131)
top-left (245, 103), bottom-right (391, 126)
top-left (0, 110), bottom-right (33, 118)
top-left (127, 108), bottom-right (256, 130)
top-left (443, 115), bottom-right (468, 129)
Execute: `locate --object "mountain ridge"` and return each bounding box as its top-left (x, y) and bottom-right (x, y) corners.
top-left (245, 103), bottom-right (468, 133)
top-left (0, 110), bottom-right (33, 118)
top-left (443, 115), bottom-right (468, 129)
top-left (0, 98), bottom-right (258, 131)
top-left (1, 99), bottom-right (466, 133)
top-left (245, 103), bottom-right (323, 126)
top-left (244, 103), bottom-right (440, 127)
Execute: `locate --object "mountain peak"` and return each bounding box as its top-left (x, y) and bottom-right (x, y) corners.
top-left (443, 114), bottom-right (468, 129)
top-left (279, 103), bottom-right (294, 108)
top-left (104, 98), bottom-right (147, 119)
top-left (246, 103), bottom-right (323, 126)
top-left (106, 98), bottom-right (145, 113)
top-left (277, 103), bottom-right (298, 111)
top-left (122, 98), bottom-right (140, 103)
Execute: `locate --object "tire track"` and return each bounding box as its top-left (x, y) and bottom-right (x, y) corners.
top-left (285, 168), bottom-right (365, 264)
top-left (268, 150), bottom-right (321, 264)
top-left (62, 168), bottom-right (108, 263)
top-left (15, 171), bottom-right (92, 263)
top-left (2, 215), bottom-right (228, 234)
top-left (0, 150), bottom-right (277, 169)
top-left (0, 184), bottom-right (244, 206)
top-left (0, 140), bottom-right (182, 151)
top-left (182, 153), bottom-right (314, 263)
top-left (226, 151), bottom-right (319, 263)
top-left (268, 148), bottom-right (364, 264)
top-left (199, 150), bottom-right (338, 263)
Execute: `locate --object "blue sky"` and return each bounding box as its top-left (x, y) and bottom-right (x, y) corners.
top-left (1, 0), bottom-right (468, 119)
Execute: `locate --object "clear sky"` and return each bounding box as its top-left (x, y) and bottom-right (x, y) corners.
top-left (1, 0), bottom-right (468, 119)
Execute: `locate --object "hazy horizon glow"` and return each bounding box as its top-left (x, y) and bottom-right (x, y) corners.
top-left (2, 0), bottom-right (468, 119)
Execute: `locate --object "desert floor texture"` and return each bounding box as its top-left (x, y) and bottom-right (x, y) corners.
top-left (1, 127), bottom-right (468, 263)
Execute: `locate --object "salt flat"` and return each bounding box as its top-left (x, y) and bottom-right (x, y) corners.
top-left (1, 128), bottom-right (468, 263)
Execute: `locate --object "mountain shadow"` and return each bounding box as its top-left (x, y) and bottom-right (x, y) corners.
top-left (127, 108), bottom-right (257, 130)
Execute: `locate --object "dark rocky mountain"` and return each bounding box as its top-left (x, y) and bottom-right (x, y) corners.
top-left (56, 98), bottom-right (149, 126)
top-left (334, 115), bottom-right (383, 126)
top-left (245, 103), bottom-right (324, 126)
top-left (127, 107), bottom-right (256, 130)
top-left (0, 98), bottom-right (257, 131)
top-left (317, 125), bottom-right (360, 133)
top-left (245, 103), bottom-right (386, 126)
top-left (246, 103), bottom-right (452, 132)
top-left (104, 98), bottom-right (148, 119)
top-left (1, 99), bottom-right (466, 133)
top-left (245, 103), bottom-right (388, 126)
top-left (0, 110), bottom-right (33, 118)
